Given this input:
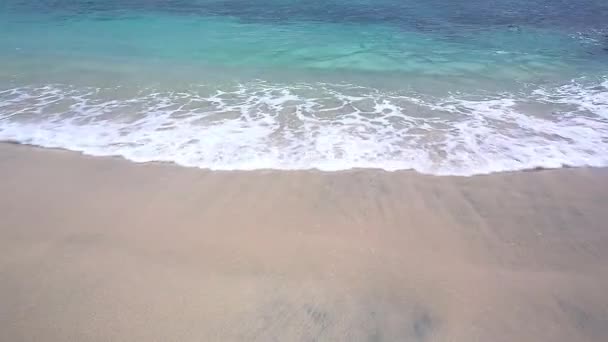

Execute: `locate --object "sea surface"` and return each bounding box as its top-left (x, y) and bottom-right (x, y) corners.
top-left (1, 0), bottom-right (607, 175)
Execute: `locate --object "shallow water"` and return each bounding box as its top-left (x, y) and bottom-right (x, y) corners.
top-left (1, 0), bottom-right (607, 175)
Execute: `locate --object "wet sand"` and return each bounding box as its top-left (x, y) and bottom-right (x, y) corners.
top-left (0, 143), bottom-right (607, 342)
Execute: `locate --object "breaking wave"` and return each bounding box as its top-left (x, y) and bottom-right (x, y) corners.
top-left (1, 79), bottom-right (607, 175)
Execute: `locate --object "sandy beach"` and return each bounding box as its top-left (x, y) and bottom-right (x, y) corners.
top-left (0, 143), bottom-right (607, 341)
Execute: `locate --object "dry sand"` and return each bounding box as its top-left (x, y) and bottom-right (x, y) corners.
top-left (0, 143), bottom-right (607, 341)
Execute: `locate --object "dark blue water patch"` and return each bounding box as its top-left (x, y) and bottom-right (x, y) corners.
top-left (3, 0), bottom-right (608, 32)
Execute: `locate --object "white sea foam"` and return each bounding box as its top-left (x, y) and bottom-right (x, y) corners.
top-left (1, 80), bottom-right (607, 175)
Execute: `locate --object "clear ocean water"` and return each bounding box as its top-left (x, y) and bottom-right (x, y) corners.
top-left (1, 0), bottom-right (607, 175)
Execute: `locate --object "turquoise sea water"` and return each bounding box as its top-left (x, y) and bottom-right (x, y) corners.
top-left (1, 0), bottom-right (607, 174)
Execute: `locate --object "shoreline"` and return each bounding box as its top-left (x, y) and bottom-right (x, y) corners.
top-left (0, 140), bottom-right (595, 177)
top-left (1, 143), bottom-right (607, 341)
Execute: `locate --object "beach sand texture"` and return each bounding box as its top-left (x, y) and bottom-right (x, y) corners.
top-left (1, 143), bottom-right (607, 341)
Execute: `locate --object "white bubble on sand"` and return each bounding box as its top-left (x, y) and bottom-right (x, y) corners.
top-left (1, 79), bottom-right (607, 176)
